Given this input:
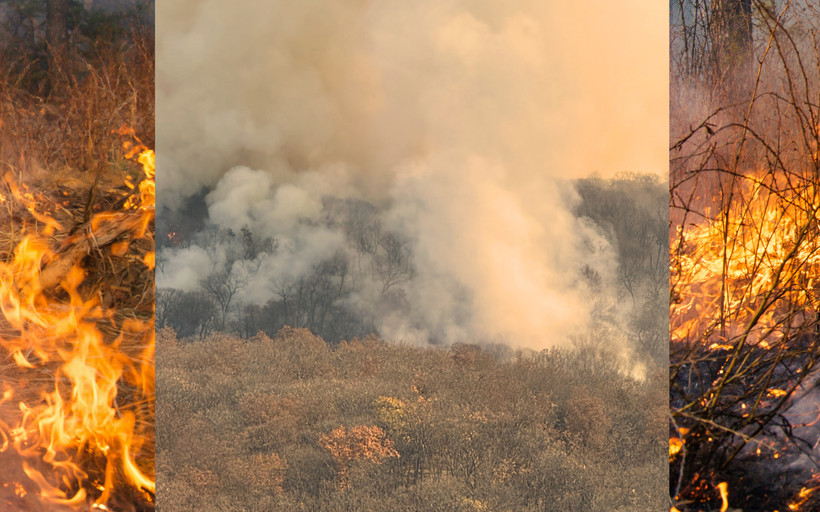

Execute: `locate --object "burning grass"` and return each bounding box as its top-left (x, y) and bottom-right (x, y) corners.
top-left (670, 1), bottom-right (820, 509)
top-left (0, 11), bottom-right (154, 512)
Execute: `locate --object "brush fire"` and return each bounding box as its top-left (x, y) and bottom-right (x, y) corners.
top-left (0, 128), bottom-right (155, 511)
top-left (672, 170), bottom-right (820, 347)
top-left (670, 166), bottom-right (820, 510)
top-left (669, 1), bottom-right (820, 505)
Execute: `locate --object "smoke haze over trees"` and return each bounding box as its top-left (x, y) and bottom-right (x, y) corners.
top-left (157, 174), bottom-right (668, 374)
top-left (156, 0), bottom-right (668, 371)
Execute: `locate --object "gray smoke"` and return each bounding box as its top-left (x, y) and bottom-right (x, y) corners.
top-left (156, 0), bottom-right (666, 353)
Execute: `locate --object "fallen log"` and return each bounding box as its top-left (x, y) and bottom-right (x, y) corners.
top-left (38, 209), bottom-right (152, 291)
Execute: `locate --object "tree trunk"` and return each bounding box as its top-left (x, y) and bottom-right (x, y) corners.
top-left (45, 0), bottom-right (70, 95)
top-left (710, 0), bottom-right (753, 98)
top-left (46, 0), bottom-right (69, 52)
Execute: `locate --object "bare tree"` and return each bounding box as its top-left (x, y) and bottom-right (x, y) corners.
top-left (202, 266), bottom-right (247, 332)
top-left (710, 0), bottom-right (753, 88)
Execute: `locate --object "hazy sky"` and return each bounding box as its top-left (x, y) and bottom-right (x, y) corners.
top-left (157, 0), bottom-right (668, 200)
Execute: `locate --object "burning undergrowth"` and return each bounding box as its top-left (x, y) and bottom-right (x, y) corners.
top-left (670, 1), bottom-right (820, 509)
top-left (670, 171), bottom-right (820, 510)
top-left (0, 6), bottom-right (155, 511)
top-left (0, 132), bottom-right (155, 510)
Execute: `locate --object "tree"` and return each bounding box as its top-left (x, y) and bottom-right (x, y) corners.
top-left (201, 265), bottom-right (249, 332)
top-left (45, 0), bottom-right (69, 53)
top-left (318, 425), bottom-right (399, 490)
top-left (710, 0), bottom-right (753, 94)
top-left (157, 289), bottom-right (217, 340)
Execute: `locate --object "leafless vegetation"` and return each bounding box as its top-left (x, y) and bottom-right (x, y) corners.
top-left (156, 327), bottom-right (666, 512)
top-left (670, 0), bottom-right (820, 509)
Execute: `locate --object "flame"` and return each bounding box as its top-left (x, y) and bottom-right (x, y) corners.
top-left (717, 481), bottom-right (729, 512)
top-left (669, 437), bottom-right (683, 460)
top-left (672, 170), bottom-right (820, 347)
top-left (671, 169), bottom-right (820, 510)
top-left (0, 131), bottom-right (155, 508)
top-left (788, 486), bottom-right (816, 510)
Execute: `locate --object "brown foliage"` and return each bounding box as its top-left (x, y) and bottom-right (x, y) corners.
top-left (157, 328), bottom-right (665, 511)
top-left (319, 425), bottom-right (399, 490)
top-left (565, 387), bottom-right (611, 452)
top-left (274, 327), bottom-right (335, 379)
top-left (226, 452), bottom-right (288, 495)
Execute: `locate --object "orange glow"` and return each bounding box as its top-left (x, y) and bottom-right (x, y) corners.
top-left (717, 481), bottom-right (729, 512)
top-left (670, 437), bottom-right (683, 459)
top-left (788, 486), bottom-right (816, 510)
top-left (672, 171), bottom-right (820, 347)
top-left (0, 131), bottom-right (155, 508)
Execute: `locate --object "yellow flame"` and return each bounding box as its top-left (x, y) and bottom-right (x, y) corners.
top-left (717, 481), bottom-right (729, 512)
top-left (0, 131), bottom-right (155, 508)
top-left (788, 486), bottom-right (816, 510)
top-left (672, 171), bottom-right (820, 347)
top-left (669, 437), bottom-right (683, 459)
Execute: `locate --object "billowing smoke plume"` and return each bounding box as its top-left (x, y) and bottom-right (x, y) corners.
top-left (156, 0), bottom-right (667, 351)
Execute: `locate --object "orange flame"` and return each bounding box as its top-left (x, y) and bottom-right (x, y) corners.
top-left (788, 486), bottom-right (816, 510)
top-left (669, 437), bottom-right (683, 460)
top-left (717, 481), bottom-right (729, 512)
top-left (0, 132), bottom-right (155, 508)
top-left (672, 171), bottom-right (820, 347)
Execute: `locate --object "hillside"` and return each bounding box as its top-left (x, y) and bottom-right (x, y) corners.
top-left (156, 327), bottom-right (666, 512)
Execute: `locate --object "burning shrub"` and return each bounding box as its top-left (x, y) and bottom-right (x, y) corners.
top-left (0, 5), bottom-right (154, 508)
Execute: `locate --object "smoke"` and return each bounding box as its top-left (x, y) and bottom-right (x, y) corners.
top-left (156, 0), bottom-right (667, 350)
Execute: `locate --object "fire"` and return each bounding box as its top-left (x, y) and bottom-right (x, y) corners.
top-left (669, 437), bottom-right (683, 460)
top-left (670, 169), bottom-right (820, 509)
top-left (767, 388), bottom-right (788, 398)
top-left (717, 481), bottom-right (729, 512)
top-left (788, 486), bottom-right (816, 510)
top-left (671, 170), bottom-right (820, 347)
top-left (0, 131), bottom-right (155, 509)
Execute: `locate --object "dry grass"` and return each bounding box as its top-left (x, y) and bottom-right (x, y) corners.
top-left (670, 1), bottom-right (820, 509)
top-left (0, 13), bottom-right (155, 512)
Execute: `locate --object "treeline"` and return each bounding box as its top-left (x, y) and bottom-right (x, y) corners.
top-left (573, 173), bottom-right (669, 369)
top-left (157, 196), bottom-right (414, 343)
top-left (157, 173), bottom-right (668, 369)
top-left (156, 327), bottom-right (666, 512)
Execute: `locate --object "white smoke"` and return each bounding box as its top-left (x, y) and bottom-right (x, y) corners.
top-left (156, 0), bottom-right (667, 350)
